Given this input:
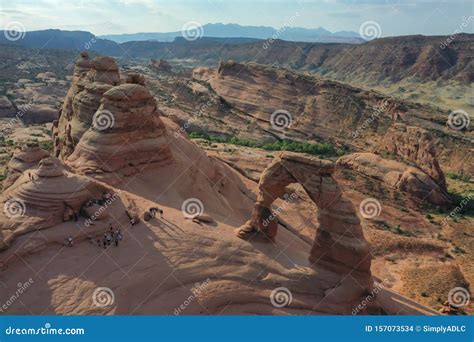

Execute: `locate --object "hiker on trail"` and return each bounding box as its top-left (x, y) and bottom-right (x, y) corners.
top-left (66, 236), bottom-right (73, 247)
top-left (95, 234), bottom-right (101, 247)
top-left (28, 172), bottom-right (32, 181)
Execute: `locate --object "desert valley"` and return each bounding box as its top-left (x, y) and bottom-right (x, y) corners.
top-left (0, 25), bottom-right (472, 317)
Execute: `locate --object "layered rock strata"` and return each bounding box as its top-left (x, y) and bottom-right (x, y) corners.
top-left (0, 157), bottom-right (105, 249)
top-left (338, 152), bottom-right (450, 205)
top-left (377, 123), bottom-right (448, 192)
top-left (53, 53), bottom-right (172, 179)
top-left (3, 142), bottom-right (49, 189)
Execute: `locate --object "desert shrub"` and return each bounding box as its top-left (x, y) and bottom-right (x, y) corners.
top-left (341, 169), bottom-right (356, 180)
top-left (445, 171), bottom-right (471, 182)
top-left (39, 140), bottom-right (54, 152)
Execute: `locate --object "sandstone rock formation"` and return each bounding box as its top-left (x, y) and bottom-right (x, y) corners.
top-left (199, 60), bottom-right (403, 143)
top-left (338, 152), bottom-right (450, 205)
top-left (65, 83), bottom-right (172, 179)
top-left (124, 72), bottom-right (146, 86)
top-left (3, 142), bottom-right (49, 189)
top-left (378, 123), bottom-right (448, 192)
top-left (54, 53), bottom-right (172, 181)
top-left (54, 52), bottom-right (120, 160)
top-left (149, 59), bottom-right (172, 73)
top-left (186, 61), bottom-right (472, 175)
top-left (237, 152), bottom-right (373, 303)
top-left (0, 157), bottom-right (105, 250)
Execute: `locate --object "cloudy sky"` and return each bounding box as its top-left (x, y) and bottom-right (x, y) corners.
top-left (1, 0), bottom-right (473, 36)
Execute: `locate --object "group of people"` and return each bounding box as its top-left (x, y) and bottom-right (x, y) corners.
top-left (84, 191), bottom-right (114, 208)
top-left (96, 224), bottom-right (123, 249)
top-left (65, 224), bottom-right (123, 249)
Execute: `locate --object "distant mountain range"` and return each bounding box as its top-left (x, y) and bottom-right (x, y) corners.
top-left (100, 23), bottom-right (364, 44)
top-left (1, 29), bottom-right (472, 85)
top-left (0, 29), bottom-right (118, 52)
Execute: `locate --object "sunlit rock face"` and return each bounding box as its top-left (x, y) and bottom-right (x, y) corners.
top-left (53, 53), bottom-right (172, 182)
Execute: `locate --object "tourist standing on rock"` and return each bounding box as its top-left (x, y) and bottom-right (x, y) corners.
top-left (114, 232), bottom-right (120, 247)
top-left (106, 231), bottom-right (112, 246)
top-left (66, 236), bottom-right (73, 247)
top-left (102, 233), bottom-right (108, 249)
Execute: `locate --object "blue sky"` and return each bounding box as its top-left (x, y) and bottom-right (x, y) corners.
top-left (1, 0), bottom-right (473, 36)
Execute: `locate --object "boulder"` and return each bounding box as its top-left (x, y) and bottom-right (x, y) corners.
top-left (149, 59), bottom-right (172, 73)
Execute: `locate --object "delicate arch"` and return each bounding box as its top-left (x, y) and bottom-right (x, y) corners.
top-left (237, 153), bottom-right (372, 277)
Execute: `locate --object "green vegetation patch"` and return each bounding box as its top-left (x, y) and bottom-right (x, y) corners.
top-left (189, 132), bottom-right (348, 157)
top-left (445, 171), bottom-right (471, 183)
